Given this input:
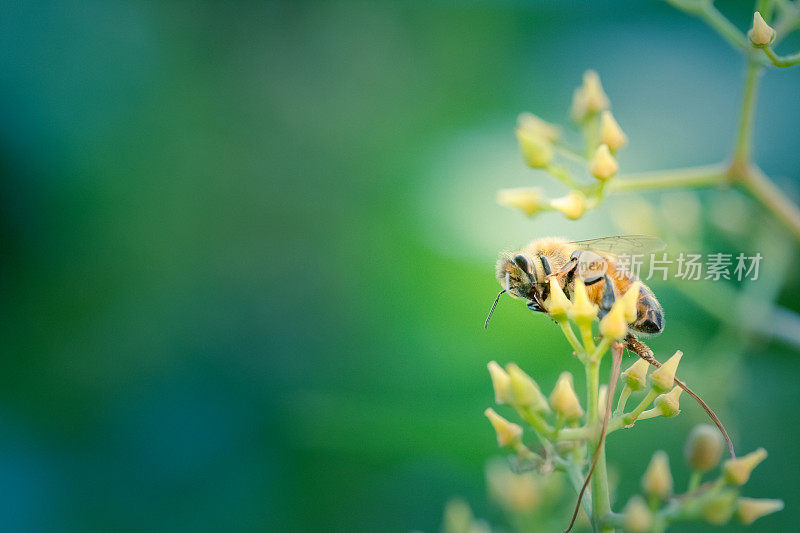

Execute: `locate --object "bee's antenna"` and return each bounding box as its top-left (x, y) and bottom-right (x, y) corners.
top-left (484, 290), bottom-right (506, 329)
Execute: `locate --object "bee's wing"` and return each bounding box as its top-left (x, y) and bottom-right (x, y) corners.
top-left (568, 235), bottom-right (666, 257)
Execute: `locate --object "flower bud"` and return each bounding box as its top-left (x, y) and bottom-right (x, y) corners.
top-left (620, 282), bottom-right (641, 323)
top-left (487, 361), bottom-right (511, 404)
top-left (568, 278), bottom-right (598, 324)
top-left (549, 372), bottom-right (584, 419)
top-left (544, 278), bottom-right (572, 318)
top-left (599, 301), bottom-right (628, 340)
top-left (749, 11), bottom-right (775, 47)
top-left (702, 490), bottom-right (737, 525)
top-left (642, 451), bottom-right (672, 499)
top-left (582, 70), bottom-right (610, 114)
top-left (724, 448), bottom-right (767, 485)
top-left (443, 498), bottom-right (472, 533)
top-left (497, 187), bottom-right (545, 217)
top-left (622, 496), bottom-right (652, 533)
top-left (684, 424), bottom-right (724, 472)
top-left (516, 128), bottom-right (553, 169)
top-left (650, 350), bottom-right (682, 393)
top-left (737, 497), bottom-right (784, 525)
top-left (550, 190), bottom-right (586, 220)
top-left (599, 110), bottom-right (628, 152)
top-left (570, 87), bottom-right (588, 122)
top-left (517, 112), bottom-right (561, 143)
top-left (484, 408), bottom-right (522, 447)
top-left (589, 144), bottom-right (618, 181)
top-left (506, 363), bottom-right (550, 412)
top-left (653, 386), bottom-right (682, 417)
top-left (486, 458), bottom-right (540, 513)
top-left (621, 358), bottom-right (649, 391)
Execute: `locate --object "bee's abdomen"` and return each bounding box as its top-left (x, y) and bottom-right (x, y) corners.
top-left (630, 284), bottom-right (664, 336)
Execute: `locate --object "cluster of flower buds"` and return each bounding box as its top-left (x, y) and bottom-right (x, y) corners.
top-left (497, 70), bottom-right (628, 221)
top-left (484, 360), bottom-right (587, 448)
top-left (620, 428), bottom-right (782, 530)
top-left (478, 276), bottom-right (782, 531)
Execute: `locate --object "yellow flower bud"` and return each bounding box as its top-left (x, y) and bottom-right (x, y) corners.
top-left (570, 86), bottom-right (588, 122)
top-left (567, 278), bottom-right (598, 323)
top-left (642, 451), bottom-right (672, 499)
top-left (737, 497), bottom-right (784, 525)
top-left (724, 448), bottom-right (767, 485)
top-left (653, 386), bottom-right (682, 417)
top-left (650, 350), bottom-right (682, 393)
top-left (684, 424), bottom-right (724, 472)
top-left (506, 363), bottom-right (550, 412)
top-left (599, 110), bottom-right (628, 152)
top-left (484, 408), bottom-right (522, 448)
top-left (486, 458), bottom-right (540, 513)
top-left (516, 128), bottom-right (553, 169)
top-left (549, 190), bottom-right (586, 220)
top-left (702, 490), bottom-right (737, 525)
top-left (623, 496), bottom-right (652, 533)
top-left (621, 358), bottom-right (650, 391)
top-left (599, 301), bottom-right (628, 340)
top-left (544, 278), bottom-right (572, 317)
top-left (487, 361), bottom-right (511, 404)
top-left (443, 498), bottom-right (472, 533)
top-left (620, 282), bottom-right (641, 323)
top-left (549, 372), bottom-right (583, 419)
top-left (517, 112), bottom-right (561, 143)
top-left (496, 187), bottom-right (545, 217)
top-left (589, 144), bottom-right (618, 181)
top-left (581, 70), bottom-right (610, 114)
top-left (749, 11), bottom-right (775, 47)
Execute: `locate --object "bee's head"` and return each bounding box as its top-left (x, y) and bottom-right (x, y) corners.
top-left (496, 252), bottom-right (539, 300)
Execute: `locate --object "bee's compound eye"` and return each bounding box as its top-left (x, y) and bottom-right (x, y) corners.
top-left (513, 254), bottom-right (531, 274)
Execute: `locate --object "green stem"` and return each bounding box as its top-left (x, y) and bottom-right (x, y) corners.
top-left (732, 59), bottom-right (763, 169)
top-left (687, 470), bottom-right (702, 493)
top-left (762, 46), bottom-right (800, 66)
top-left (566, 462), bottom-right (594, 516)
top-left (666, 0), bottom-right (749, 50)
top-left (559, 320), bottom-right (586, 359)
top-left (586, 361), bottom-right (613, 532)
top-left (739, 166), bottom-right (800, 241)
top-left (608, 165), bottom-right (728, 192)
top-left (546, 164), bottom-right (582, 189)
top-left (608, 389), bottom-right (660, 432)
top-left (614, 386), bottom-right (631, 416)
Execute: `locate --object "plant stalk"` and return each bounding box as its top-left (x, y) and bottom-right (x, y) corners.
top-left (586, 360), bottom-right (613, 532)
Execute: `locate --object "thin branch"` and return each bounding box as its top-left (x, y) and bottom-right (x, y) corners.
top-left (665, 0), bottom-right (749, 51)
top-left (740, 165), bottom-right (800, 242)
top-left (732, 60), bottom-right (763, 167)
top-left (608, 164), bottom-right (728, 192)
top-left (763, 46), bottom-right (800, 66)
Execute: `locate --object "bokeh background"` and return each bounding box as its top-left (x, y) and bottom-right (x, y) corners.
top-left (2, 1), bottom-right (800, 531)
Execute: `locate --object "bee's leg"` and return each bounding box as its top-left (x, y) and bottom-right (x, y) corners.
top-left (553, 250), bottom-right (581, 278)
top-left (624, 334), bottom-right (736, 458)
top-left (599, 274), bottom-right (616, 317)
top-left (539, 255), bottom-right (552, 276)
top-left (545, 250), bottom-right (581, 287)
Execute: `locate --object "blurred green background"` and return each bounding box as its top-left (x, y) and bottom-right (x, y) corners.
top-left (2, 1), bottom-right (799, 531)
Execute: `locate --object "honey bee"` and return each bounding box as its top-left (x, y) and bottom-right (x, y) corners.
top-left (486, 234), bottom-right (735, 461)
top-left (490, 235), bottom-right (665, 336)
